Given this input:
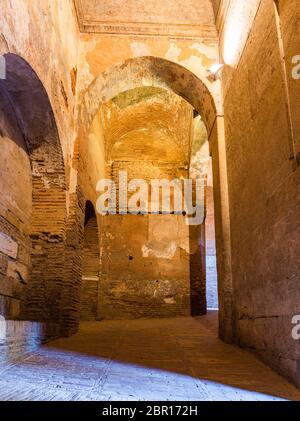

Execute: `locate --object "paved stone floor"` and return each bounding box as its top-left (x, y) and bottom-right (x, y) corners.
top-left (0, 311), bottom-right (300, 401)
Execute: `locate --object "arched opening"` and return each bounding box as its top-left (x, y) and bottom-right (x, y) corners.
top-left (77, 56), bottom-right (232, 340)
top-left (98, 87), bottom-right (197, 318)
top-left (0, 54), bottom-right (67, 344)
top-left (80, 201), bottom-right (100, 321)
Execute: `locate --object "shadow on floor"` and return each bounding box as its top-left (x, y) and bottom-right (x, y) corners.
top-left (0, 311), bottom-right (299, 401)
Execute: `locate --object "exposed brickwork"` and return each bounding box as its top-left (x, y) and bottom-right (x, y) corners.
top-left (0, 321), bottom-right (44, 365)
top-left (0, 56), bottom-right (67, 339)
top-left (80, 204), bottom-right (100, 321)
top-left (219, 0), bottom-right (300, 385)
top-left (60, 185), bottom-right (85, 336)
top-left (99, 213), bottom-right (206, 319)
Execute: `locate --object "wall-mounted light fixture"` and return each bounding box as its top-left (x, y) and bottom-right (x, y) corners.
top-left (207, 62), bottom-right (224, 81)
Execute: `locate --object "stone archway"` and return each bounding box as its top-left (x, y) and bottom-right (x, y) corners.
top-left (0, 54), bottom-right (67, 338)
top-left (76, 56), bottom-right (234, 342)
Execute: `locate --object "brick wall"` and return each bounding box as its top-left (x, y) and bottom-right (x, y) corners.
top-left (80, 207), bottom-right (100, 321)
top-left (0, 321), bottom-right (45, 366)
top-left (0, 55), bottom-right (68, 343)
top-left (100, 214), bottom-right (202, 319)
top-left (220, 0), bottom-right (300, 385)
top-left (98, 159), bottom-right (206, 319)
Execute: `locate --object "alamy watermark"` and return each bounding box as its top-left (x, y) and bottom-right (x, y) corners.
top-left (291, 315), bottom-right (300, 340)
top-left (96, 171), bottom-right (205, 226)
top-left (0, 315), bottom-right (6, 340)
top-left (0, 55), bottom-right (6, 80)
top-left (292, 55), bottom-right (300, 80)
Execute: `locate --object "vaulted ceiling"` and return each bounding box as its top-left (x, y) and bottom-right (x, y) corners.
top-left (74, 0), bottom-right (218, 38)
top-left (101, 87), bottom-right (193, 164)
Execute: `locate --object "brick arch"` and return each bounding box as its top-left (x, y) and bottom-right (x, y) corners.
top-left (79, 56), bottom-right (221, 139)
top-left (0, 54), bottom-right (67, 334)
top-left (77, 56), bottom-right (234, 342)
